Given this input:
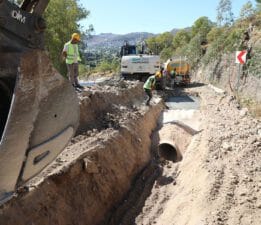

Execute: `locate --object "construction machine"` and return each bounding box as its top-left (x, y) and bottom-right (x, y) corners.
top-left (164, 57), bottom-right (191, 86)
top-left (120, 42), bottom-right (167, 89)
top-left (120, 42), bottom-right (160, 82)
top-left (0, 0), bottom-right (79, 204)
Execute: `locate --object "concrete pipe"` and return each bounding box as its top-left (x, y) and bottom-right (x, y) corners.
top-left (157, 122), bottom-right (196, 162)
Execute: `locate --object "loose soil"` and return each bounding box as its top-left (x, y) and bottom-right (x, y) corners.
top-left (0, 78), bottom-right (260, 225)
top-left (112, 84), bottom-right (261, 225)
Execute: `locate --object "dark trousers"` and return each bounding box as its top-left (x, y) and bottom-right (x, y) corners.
top-left (144, 88), bottom-right (152, 105)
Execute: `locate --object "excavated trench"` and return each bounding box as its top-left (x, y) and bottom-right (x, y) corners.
top-left (0, 80), bottom-right (200, 225)
top-left (105, 92), bottom-right (201, 225)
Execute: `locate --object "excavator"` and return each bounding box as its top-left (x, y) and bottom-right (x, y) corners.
top-left (0, 0), bottom-right (79, 204)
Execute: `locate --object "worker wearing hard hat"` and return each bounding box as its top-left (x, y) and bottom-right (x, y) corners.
top-left (143, 73), bottom-right (160, 106)
top-left (62, 33), bottom-right (83, 90)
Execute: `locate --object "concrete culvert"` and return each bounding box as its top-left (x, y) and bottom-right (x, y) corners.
top-left (157, 122), bottom-right (195, 162)
top-left (158, 143), bottom-right (180, 162)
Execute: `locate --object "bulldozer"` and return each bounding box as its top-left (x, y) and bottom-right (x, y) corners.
top-left (0, 0), bottom-right (79, 204)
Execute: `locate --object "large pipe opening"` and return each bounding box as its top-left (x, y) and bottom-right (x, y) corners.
top-left (158, 143), bottom-right (181, 162)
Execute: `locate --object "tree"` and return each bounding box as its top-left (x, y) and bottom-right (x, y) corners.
top-left (191, 16), bottom-right (215, 39)
top-left (172, 30), bottom-right (191, 49)
top-left (153, 32), bottom-right (174, 53)
top-left (216, 0), bottom-right (234, 26)
top-left (256, 0), bottom-right (261, 12)
top-left (207, 27), bottom-right (224, 43)
top-left (184, 34), bottom-right (203, 68)
top-left (240, 1), bottom-right (255, 19)
top-left (160, 48), bottom-right (173, 61)
top-left (43, 0), bottom-right (90, 75)
top-left (146, 37), bottom-right (159, 54)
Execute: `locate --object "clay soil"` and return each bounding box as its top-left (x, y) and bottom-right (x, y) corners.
top-left (0, 78), bottom-right (260, 225)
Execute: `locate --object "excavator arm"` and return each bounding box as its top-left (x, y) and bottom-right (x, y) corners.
top-left (0, 0), bottom-right (79, 204)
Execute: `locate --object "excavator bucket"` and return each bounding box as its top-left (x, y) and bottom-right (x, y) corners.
top-left (0, 0), bottom-right (79, 203)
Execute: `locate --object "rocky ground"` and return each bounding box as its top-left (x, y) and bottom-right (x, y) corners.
top-left (0, 78), bottom-right (260, 225)
top-left (103, 83), bottom-right (261, 225)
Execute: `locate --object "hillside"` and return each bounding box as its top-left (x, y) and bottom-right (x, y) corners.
top-left (195, 23), bottom-right (261, 117)
top-left (85, 32), bottom-right (155, 52)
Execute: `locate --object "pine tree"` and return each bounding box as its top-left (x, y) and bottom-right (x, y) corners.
top-left (240, 1), bottom-right (255, 19)
top-left (256, 0), bottom-right (261, 12)
top-left (216, 0), bottom-right (234, 26)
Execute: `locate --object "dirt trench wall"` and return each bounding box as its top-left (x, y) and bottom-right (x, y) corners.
top-left (0, 95), bottom-right (164, 225)
top-left (77, 81), bottom-right (144, 134)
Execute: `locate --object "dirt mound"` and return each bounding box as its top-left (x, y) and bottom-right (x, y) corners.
top-left (77, 80), bottom-right (144, 133)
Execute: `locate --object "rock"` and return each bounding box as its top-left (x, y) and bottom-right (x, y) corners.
top-left (83, 158), bottom-right (99, 174)
top-left (234, 120), bottom-right (240, 125)
top-left (239, 108), bottom-right (248, 117)
top-left (222, 142), bottom-right (232, 151)
top-left (240, 192), bottom-right (247, 196)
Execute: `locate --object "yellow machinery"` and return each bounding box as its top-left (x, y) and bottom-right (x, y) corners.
top-left (164, 58), bottom-right (191, 85)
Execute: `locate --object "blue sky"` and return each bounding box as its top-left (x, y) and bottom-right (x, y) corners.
top-left (79, 0), bottom-right (256, 35)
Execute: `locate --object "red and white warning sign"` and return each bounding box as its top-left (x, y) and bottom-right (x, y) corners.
top-left (235, 50), bottom-right (247, 64)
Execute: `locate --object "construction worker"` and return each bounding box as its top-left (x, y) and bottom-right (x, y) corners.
top-left (143, 73), bottom-right (159, 106)
top-left (62, 33), bottom-right (83, 89)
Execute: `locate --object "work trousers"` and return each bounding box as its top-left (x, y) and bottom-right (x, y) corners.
top-left (66, 63), bottom-right (80, 86)
top-left (144, 88), bottom-right (152, 105)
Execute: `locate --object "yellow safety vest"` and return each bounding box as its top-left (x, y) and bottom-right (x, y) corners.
top-left (64, 41), bottom-right (81, 64)
top-left (143, 75), bottom-right (156, 89)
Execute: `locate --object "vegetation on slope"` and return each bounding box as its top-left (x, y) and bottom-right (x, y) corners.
top-left (147, 0), bottom-right (260, 71)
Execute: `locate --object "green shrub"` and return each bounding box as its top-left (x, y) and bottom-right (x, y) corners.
top-left (247, 46), bottom-right (261, 78)
top-left (224, 28), bottom-right (245, 52)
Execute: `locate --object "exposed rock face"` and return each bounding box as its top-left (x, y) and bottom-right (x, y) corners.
top-left (195, 27), bottom-right (261, 109)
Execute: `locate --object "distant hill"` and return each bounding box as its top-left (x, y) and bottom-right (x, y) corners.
top-left (85, 32), bottom-right (155, 52)
top-left (84, 28), bottom-right (191, 54)
top-left (170, 27), bottom-right (191, 35)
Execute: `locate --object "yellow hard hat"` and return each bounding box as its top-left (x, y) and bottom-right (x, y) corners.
top-left (71, 33), bottom-right (80, 41)
top-left (155, 71), bottom-right (161, 78)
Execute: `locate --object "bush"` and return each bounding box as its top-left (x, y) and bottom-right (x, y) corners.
top-left (223, 28), bottom-right (245, 52)
top-left (95, 59), bottom-right (120, 74)
top-left (203, 27), bottom-right (245, 65)
top-left (184, 34), bottom-right (204, 68)
top-left (247, 46), bottom-right (261, 78)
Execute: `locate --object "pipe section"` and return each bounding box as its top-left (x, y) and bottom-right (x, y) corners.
top-left (157, 122), bottom-right (196, 162)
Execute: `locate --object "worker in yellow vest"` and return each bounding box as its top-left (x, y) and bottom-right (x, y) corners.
top-left (62, 33), bottom-right (83, 89)
top-left (143, 73), bottom-right (160, 106)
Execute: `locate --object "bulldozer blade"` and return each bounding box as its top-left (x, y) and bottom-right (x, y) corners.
top-left (0, 50), bottom-right (79, 203)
